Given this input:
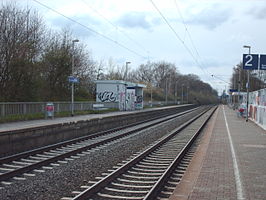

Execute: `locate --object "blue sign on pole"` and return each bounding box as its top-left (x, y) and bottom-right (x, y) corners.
top-left (259, 54), bottom-right (266, 70)
top-left (229, 89), bottom-right (238, 93)
top-left (243, 54), bottom-right (259, 70)
top-left (68, 76), bottom-right (79, 83)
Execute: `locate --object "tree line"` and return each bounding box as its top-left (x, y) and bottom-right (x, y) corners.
top-left (0, 3), bottom-right (218, 104)
top-left (230, 62), bottom-right (266, 93)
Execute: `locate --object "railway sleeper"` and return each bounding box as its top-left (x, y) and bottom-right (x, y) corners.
top-left (97, 192), bottom-right (145, 200)
top-left (111, 181), bottom-right (153, 189)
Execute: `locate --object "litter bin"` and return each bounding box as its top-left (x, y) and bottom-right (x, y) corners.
top-left (45, 103), bottom-right (54, 119)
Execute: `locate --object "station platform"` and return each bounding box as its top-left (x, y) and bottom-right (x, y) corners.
top-left (0, 105), bottom-right (188, 133)
top-left (0, 110), bottom-right (130, 133)
top-left (169, 105), bottom-right (266, 200)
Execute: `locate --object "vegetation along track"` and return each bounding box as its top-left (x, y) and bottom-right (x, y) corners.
top-left (0, 106), bottom-right (201, 186)
top-left (62, 106), bottom-right (217, 200)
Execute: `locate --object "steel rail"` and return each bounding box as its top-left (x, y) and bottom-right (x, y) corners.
top-left (0, 106), bottom-right (196, 164)
top-left (71, 106), bottom-right (215, 200)
top-left (0, 107), bottom-right (200, 182)
top-left (143, 106), bottom-right (217, 199)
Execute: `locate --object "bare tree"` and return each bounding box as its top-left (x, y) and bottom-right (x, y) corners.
top-left (0, 3), bottom-right (45, 101)
top-left (40, 29), bottom-right (97, 101)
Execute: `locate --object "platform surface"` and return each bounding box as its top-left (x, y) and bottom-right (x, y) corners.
top-left (170, 105), bottom-right (266, 200)
top-left (0, 105), bottom-right (188, 133)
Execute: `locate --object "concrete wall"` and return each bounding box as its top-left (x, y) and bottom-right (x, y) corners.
top-left (135, 87), bottom-right (144, 109)
top-left (96, 82), bottom-right (126, 111)
top-left (248, 89), bottom-right (266, 130)
top-left (0, 105), bottom-right (196, 157)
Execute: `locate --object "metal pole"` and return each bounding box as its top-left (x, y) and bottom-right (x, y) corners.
top-left (150, 85), bottom-right (153, 107)
top-left (246, 71), bottom-right (249, 122)
top-left (181, 84), bottom-right (184, 104)
top-left (125, 61), bottom-right (131, 80)
top-left (175, 82), bottom-right (177, 104)
top-left (165, 78), bottom-right (168, 105)
top-left (71, 39), bottom-right (79, 116)
top-left (187, 86), bottom-right (189, 103)
top-left (246, 47), bottom-right (251, 122)
top-left (238, 68), bottom-right (240, 105)
top-left (71, 42), bottom-right (74, 116)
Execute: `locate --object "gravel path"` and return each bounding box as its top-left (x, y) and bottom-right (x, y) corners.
top-left (0, 108), bottom-right (205, 200)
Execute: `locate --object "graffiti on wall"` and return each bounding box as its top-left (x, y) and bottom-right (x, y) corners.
top-left (97, 91), bottom-right (117, 102)
top-left (136, 95), bottom-right (143, 103)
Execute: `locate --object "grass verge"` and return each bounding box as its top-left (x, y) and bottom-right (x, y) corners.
top-left (0, 108), bottom-right (119, 123)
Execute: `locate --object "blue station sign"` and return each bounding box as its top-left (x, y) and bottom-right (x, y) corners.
top-left (259, 54), bottom-right (266, 70)
top-left (243, 54), bottom-right (259, 70)
top-left (229, 89), bottom-right (238, 93)
top-left (68, 76), bottom-right (79, 83)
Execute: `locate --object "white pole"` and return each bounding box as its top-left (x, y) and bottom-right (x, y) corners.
top-left (71, 39), bottom-right (79, 116)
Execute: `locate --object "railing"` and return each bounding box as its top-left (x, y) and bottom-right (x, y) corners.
top-left (247, 88), bottom-right (266, 130)
top-left (0, 102), bottom-right (119, 118)
top-left (0, 101), bottom-right (182, 118)
top-left (231, 88), bottom-right (266, 130)
top-left (143, 101), bottom-right (180, 107)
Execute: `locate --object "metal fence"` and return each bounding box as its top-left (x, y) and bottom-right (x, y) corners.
top-left (143, 101), bottom-right (179, 107)
top-left (248, 89), bottom-right (266, 130)
top-left (0, 102), bottom-right (119, 118)
top-left (0, 100), bottom-right (181, 118)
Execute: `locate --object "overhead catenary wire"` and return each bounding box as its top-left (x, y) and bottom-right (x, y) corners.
top-left (174, 0), bottom-right (201, 63)
top-left (81, 0), bottom-right (150, 57)
top-left (32, 0), bottom-right (145, 59)
top-left (149, 0), bottom-right (208, 78)
top-left (174, 0), bottom-right (219, 81)
top-left (174, 0), bottom-right (233, 89)
top-left (151, 0), bottom-right (229, 90)
top-left (173, 0), bottom-right (213, 79)
top-left (211, 74), bottom-right (230, 84)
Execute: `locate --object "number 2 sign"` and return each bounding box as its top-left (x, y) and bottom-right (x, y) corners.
top-left (243, 54), bottom-right (259, 70)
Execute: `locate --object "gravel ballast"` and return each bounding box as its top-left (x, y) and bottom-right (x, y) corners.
top-left (0, 107), bottom-right (206, 200)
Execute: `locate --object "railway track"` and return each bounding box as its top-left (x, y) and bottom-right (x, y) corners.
top-left (0, 106), bottom-right (201, 186)
top-left (62, 106), bottom-right (217, 200)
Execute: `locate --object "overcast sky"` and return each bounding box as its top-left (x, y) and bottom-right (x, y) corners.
top-left (4, 0), bottom-right (266, 94)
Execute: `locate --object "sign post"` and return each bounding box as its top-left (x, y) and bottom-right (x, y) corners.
top-left (259, 54), bottom-right (266, 70)
top-left (242, 52), bottom-right (259, 122)
top-left (68, 76), bottom-right (79, 83)
top-left (243, 52), bottom-right (266, 121)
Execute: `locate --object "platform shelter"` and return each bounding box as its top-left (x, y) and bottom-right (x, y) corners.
top-left (95, 80), bottom-right (146, 111)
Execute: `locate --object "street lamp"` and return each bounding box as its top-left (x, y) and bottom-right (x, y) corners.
top-left (236, 67), bottom-right (241, 106)
top-left (124, 61), bottom-right (131, 80)
top-left (71, 39), bottom-right (79, 117)
top-left (150, 83), bottom-right (153, 107)
top-left (181, 84), bottom-right (184, 104)
top-left (243, 45), bottom-right (251, 122)
top-left (165, 77), bottom-right (168, 105)
top-left (187, 86), bottom-right (189, 103)
top-left (175, 82), bottom-right (177, 104)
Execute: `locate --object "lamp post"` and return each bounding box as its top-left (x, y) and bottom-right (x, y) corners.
top-left (175, 82), bottom-right (177, 104)
top-left (236, 67), bottom-right (241, 106)
top-left (124, 61), bottom-right (130, 111)
top-left (71, 39), bottom-right (79, 116)
top-left (150, 84), bottom-right (153, 107)
top-left (165, 77), bottom-right (168, 105)
top-left (181, 84), bottom-right (184, 104)
top-left (187, 86), bottom-right (189, 103)
top-left (243, 45), bottom-right (251, 122)
top-left (124, 61), bottom-right (131, 80)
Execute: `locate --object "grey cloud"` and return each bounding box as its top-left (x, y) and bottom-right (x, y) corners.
top-left (249, 6), bottom-right (266, 19)
top-left (185, 5), bottom-right (232, 30)
top-left (180, 58), bottom-right (228, 69)
top-left (50, 14), bottom-right (101, 37)
top-left (116, 12), bottom-right (160, 30)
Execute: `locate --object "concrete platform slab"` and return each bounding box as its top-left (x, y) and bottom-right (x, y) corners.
top-left (170, 105), bottom-right (266, 200)
top-left (0, 105), bottom-right (189, 133)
